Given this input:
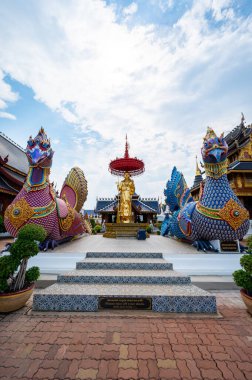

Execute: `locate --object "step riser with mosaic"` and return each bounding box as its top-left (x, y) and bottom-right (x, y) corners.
top-left (57, 274), bottom-right (191, 285)
top-left (85, 252), bottom-right (163, 259)
top-left (33, 285), bottom-right (216, 313)
top-left (76, 262), bottom-right (173, 270)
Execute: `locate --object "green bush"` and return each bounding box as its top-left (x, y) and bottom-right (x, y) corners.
top-left (233, 254), bottom-right (252, 293)
top-left (240, 254), bottom-right (252, 273)
top-left (233, 270), bottom-right (252, 291)
top-left (92, 228), bottom-right (97, 235)
top-left (0, 215), bottom-right (6, 233)
top-left (0, 224), bottom-right (46, 293)
top-left (25, 266), bottom-right (40, 283)
top-left (247, 235), bottom-right (252, 253)
top-left (90, 218), bottom-right (96, 229)
top-left (94, 225), bottom-right (102, 233)
top-left (0, 256), bottom-right (19, 292)
top-left (146, 226), bottom-right (152, 234)
top-left (157, 230), bottom-right (161, 235)
top-left (10, 240), bottom-right (39, 259)
top-left (18, 224), bottom-right (46, 242)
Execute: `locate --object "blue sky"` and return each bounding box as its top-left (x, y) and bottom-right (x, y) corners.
top-left (0, 0), bottom-right (252, 208)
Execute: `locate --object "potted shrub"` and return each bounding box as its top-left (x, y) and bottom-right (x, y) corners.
top-left (233, 254), bottom-right (252, 315)
top-left (0, 224), bottom-right (46, 313)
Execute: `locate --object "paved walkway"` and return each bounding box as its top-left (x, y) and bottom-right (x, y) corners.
top-left (0, 291), bottom-right (251, 380)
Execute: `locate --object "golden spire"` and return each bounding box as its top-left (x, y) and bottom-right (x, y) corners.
top-left (196, 156), bottom-right (201, 176)
top-left (124, 134), bottom-right (129, 158)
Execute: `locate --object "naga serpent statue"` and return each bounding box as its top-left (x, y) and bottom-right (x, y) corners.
top-left (4, 128), bottom-right (91, 249)
top-left (161, 127), bottom-right (250, 251)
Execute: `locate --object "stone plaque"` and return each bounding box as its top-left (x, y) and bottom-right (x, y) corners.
top-left (220, 241), bottom-right (239, 252)
top-left (98, 297), bottom-right (152, 310)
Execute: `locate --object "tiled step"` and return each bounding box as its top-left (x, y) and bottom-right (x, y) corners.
top-left (58, 269), bottom-right (191, 285)
top-left (33, 283), bottom-right (217, 313)
top-left (86, 252), bottom-right (163, 259)
top-left (76, 258), bottom-right (173, 270)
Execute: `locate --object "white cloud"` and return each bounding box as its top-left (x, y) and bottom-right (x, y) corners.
top-left (0, 0), bottom-right (251, 207)
top-left (154, 0), bottom-right (174, 13)
top-left (123, 2), bottom-right (138, 16)
top-left (0, 70), bottom-right (18, 120)
top-left (0, 111), bottom-right (16, 120)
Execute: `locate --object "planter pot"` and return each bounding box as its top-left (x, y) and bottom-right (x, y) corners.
top-left (0, 284), bottom-right (34, 313)
top-left (240, 289), bottom-right (252, 315)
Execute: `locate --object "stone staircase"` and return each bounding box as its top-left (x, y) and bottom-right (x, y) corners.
top-left (33, 252), bottom-right (217, 313)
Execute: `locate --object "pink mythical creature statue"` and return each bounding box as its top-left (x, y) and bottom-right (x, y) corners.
top-left (4, 128), bottom-right (91, 249)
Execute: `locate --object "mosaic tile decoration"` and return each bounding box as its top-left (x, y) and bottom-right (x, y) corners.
top-left (33, 283), bottom-right (216, 313)
top-left (152, 295), bottom-right (217, 313)
top-left (85, 252), bottom-right (164, 259)
top-left (76, 261), bottom-right (173, 270)
top-left (33, 294), bottom-right (97, 311)
top-left (58, 269), bottom-right (191, 285)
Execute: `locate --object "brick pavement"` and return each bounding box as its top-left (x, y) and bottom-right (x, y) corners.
top-left (0, 291), bottom-right (251, 380)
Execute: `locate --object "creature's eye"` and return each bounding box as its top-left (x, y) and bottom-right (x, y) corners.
top-left (40, 142), bottom-right (49, 150)
top-left (27, 140), bottom-right (35, 147)
top-left (204, 142), bottom-right (208, 147)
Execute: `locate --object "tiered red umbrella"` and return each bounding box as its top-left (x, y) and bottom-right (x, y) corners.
top-left (109, 136), bottom-right (145, 177)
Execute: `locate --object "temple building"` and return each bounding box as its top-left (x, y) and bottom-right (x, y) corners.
top-left (190, 157), bottom-right (203, 201)
top-left (95, 194), bottom-right (160, 224)
top-left (191, 116), bottom-right (252, 218)
top-left (0, 132), bottom-right (28, 216)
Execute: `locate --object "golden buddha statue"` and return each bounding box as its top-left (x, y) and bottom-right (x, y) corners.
top-left (117, 172), bottom-right (135, 223)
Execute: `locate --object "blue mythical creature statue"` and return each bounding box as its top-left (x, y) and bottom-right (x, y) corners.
top-left (161, 127), bottom-right (250, 251)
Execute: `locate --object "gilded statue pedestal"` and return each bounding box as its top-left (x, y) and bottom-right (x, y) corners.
top-left (103, 223), bottom-right (149, 238)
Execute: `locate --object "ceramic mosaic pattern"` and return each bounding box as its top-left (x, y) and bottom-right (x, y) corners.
top-left (152, 295), bottom-right (216, 313)
top-left (191, 208), bottom-right (250, 241)
top-left (58, 269), bottom-right (191, 285)
top-left (76, 261), bottom-right (173, 270)
top-left (33, 283), bottom-right (216, 313)
top-left (33, 294), bottom-right (97, 311)
top-left (86, 252), bottom-right (163, 259)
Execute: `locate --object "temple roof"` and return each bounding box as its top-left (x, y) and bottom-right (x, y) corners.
top-left (0, 166), bottom-right (26, 184)
top-left (191, 156), bottom-right (203, 189)
top-left (0, 175), bottom-right (19, 195)
top-left (95, 196), bottom-right (160, 214)
top-left (224, 120), bottom-right (252, 158)
top-left (132, 199), bottom-right (160, 213)
top-left (228, 161), bottom-right (252, 171)
top-left (95, 199), bottom-right (117, 213)
top-left (0, 132), bottom-right (28, 175)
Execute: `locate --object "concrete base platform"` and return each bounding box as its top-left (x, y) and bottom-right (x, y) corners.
top-left (33, 283), bottom-right (216, 313)
top-left (103, 223), bottom-right (149, 238)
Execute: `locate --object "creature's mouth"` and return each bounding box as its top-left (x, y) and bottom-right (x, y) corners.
top-left (206, 147), bottom-right (227, 163)
top-left (27, 148), bottom-right (49, 166)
